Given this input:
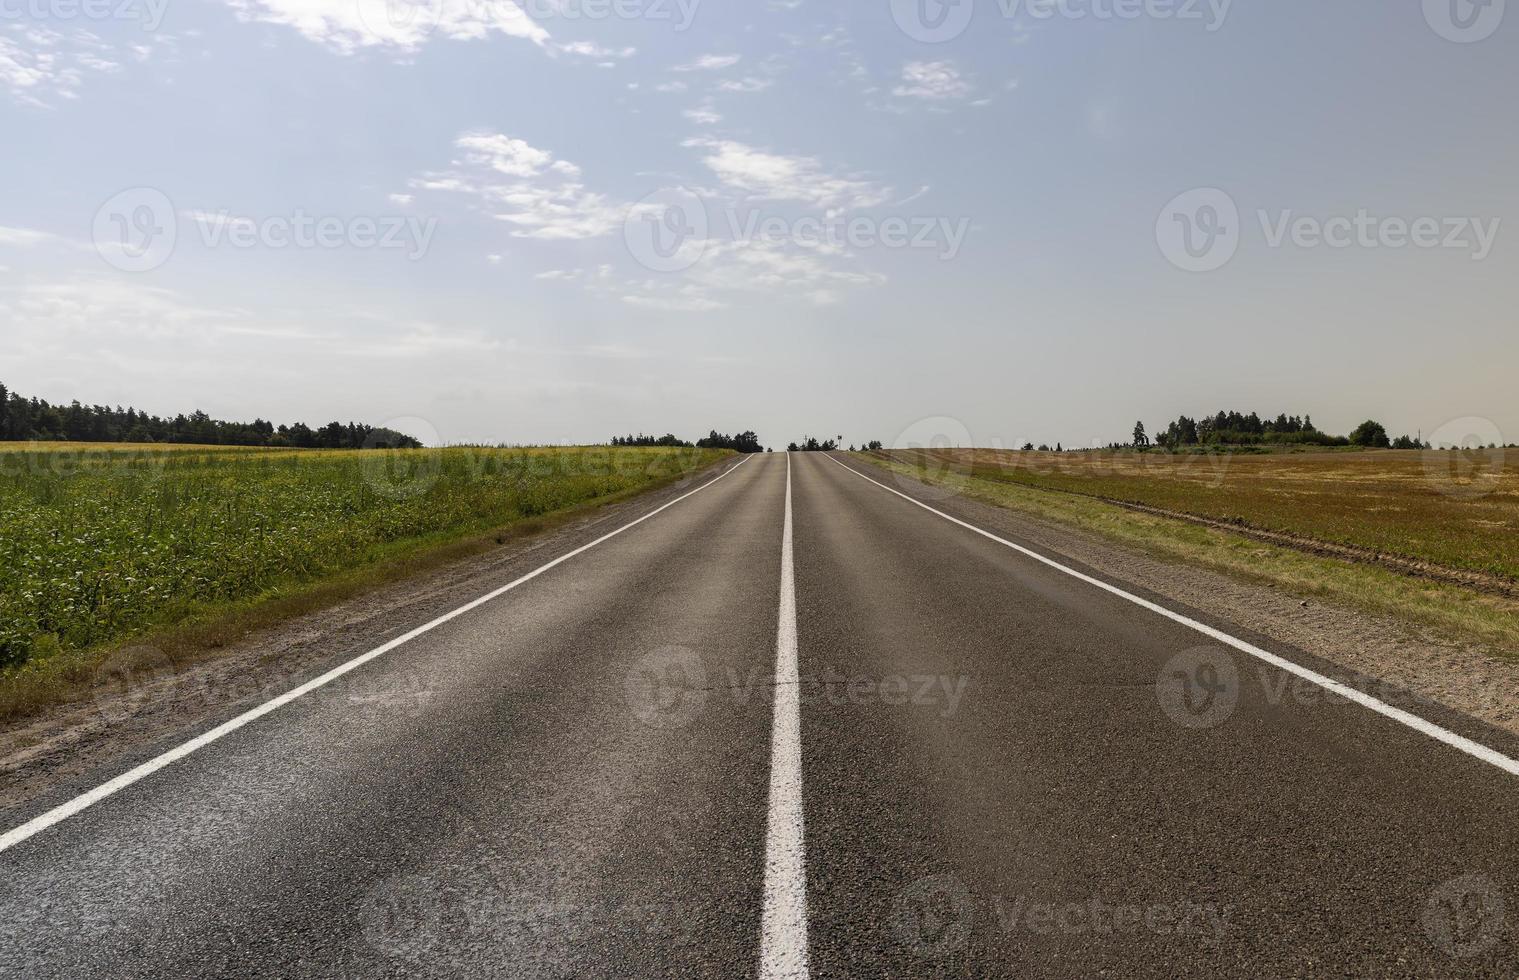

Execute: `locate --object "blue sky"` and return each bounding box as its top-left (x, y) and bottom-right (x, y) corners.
top-left (2, 0), bottom-right (1515, 448)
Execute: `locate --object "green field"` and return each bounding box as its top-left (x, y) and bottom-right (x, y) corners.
top-left (0, 443), bottom-right (727, 673)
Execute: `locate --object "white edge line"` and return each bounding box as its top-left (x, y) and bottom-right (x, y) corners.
top-left (0, 455), bottom-right (754, 855)
top-left (826, 453), bottom-right (1519, 779)
top-left (759, 451), bottom-right (809, 980)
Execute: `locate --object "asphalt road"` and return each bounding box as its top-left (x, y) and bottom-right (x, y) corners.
top-left (3, 451), bottom-right (1518, 978)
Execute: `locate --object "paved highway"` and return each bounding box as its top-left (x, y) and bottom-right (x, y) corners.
top-left (2, 452), bottom-right (1517, 977)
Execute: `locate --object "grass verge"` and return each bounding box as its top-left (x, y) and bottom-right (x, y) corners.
top-left (0, 456), bottom-right (729, 724)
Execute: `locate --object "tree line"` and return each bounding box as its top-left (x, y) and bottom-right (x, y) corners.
top-left (611, 430), bottom-right (765, 453)
top-left (0, 382), bottom-right (422, 449)
top-left (1132, 411), bottom-right (1429, 451)
top-left (785, 436), bottom-right (884, 452)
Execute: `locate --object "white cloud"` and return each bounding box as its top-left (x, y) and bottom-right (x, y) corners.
top-left (894, 61), bottom-right (973, 102)
top-left (0, 25), bottom-right (152, 108)
top-left (455, 133), bottom-right (557, 177)
top-left (716, 76), bottom-right (773, 94)
top-left (622, 286), bottom-right (728, 312)
top-left (683, 105), bottom-right (722, 125)
top-left (412, 132), bottom-right (623, 241)
top-left (674, 53), bottom-right (740, 71)
top-left (690, 239), bottom-right (884, 300)
top-left (225, 0), bottom-right (549, 56)
top-left (388, 193), bottom-right (415, 206)
top-left (682, 138), bottom-right (891, 210)
top-left (535, 268), bottom-right (584, 280)
top-left (0, 226), bottom-right (62, 247)
top-left (556, 40), bottom-right (635, 59)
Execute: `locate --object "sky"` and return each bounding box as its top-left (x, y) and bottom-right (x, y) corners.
top-left (2, 0), bottom-right (1516, 449)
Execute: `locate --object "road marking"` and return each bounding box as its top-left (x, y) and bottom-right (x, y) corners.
top-left (826, 453), bottom-right (1519, 779)
top-left (759, 452), bottom-right (810, 979)
top-left (0, 456), bottom-right (754, 856)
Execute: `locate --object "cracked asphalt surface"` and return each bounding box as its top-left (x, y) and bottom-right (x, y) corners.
top-left (2, 451), bottom-right (1517, 977)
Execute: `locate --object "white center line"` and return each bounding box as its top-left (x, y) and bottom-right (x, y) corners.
top-left (759, 451), bottom-right (810, 979)
top-left (826, 452), bottom-right (1519, 779)
top-left (0, 455), bottom-right (752, 856)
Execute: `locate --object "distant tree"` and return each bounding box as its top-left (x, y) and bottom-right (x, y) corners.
top-left (695, 430), bottom-right (763, 453)
top-left (865, 440), bottom-right (883, 451)
top-left (1349, 420), bottom-right (1391, 448)
top-left (1021, 442), bottom-right (1034, 451)
top-left (1132, 421), bottom-right (1148, 449)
